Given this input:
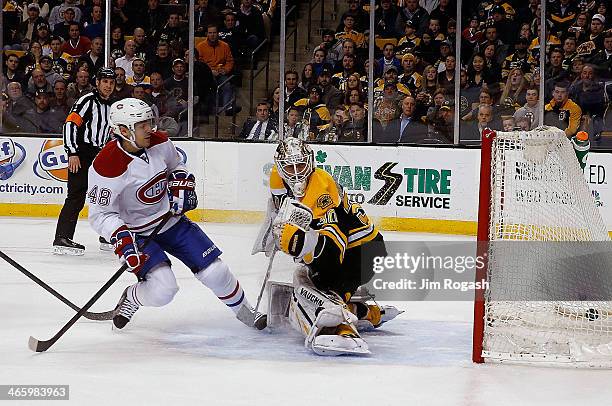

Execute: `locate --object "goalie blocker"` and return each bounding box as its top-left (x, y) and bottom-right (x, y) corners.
top-left (264, 138), bottom-right (401, 356)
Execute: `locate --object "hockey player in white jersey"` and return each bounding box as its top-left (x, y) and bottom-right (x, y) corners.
top-left (88, 98), bottom-right (265, 330)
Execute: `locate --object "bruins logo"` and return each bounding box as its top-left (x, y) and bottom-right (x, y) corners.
top-left (317, 194), bottom-right (333, 210)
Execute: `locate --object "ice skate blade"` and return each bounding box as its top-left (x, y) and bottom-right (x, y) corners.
top-left (311, 335), bottom-right (370, 356)
top-left (53, 246), bottom-right (85, 256)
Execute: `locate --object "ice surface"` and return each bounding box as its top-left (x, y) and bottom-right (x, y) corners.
top-left (1, 218), bottom-right (611, 405)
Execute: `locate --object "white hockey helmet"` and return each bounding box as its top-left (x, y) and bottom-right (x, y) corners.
top-left (109, 98), bottom-right (156, 147)
top-left (274, 138), bottom-right (315, 198)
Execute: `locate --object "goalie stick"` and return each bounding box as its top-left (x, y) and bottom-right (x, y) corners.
top-left (28, 212), bottom-right (173, 352)
top-left (0, 250), bottom-right (115, 321)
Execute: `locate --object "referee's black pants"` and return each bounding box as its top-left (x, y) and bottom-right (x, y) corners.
top-left (54, 145), bottom-right (100, 241)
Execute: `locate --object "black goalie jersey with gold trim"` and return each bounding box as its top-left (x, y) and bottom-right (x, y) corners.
top-left (271, 166), bottom-right (385, 294)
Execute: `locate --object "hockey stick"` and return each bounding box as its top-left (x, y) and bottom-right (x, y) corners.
top-left (0, 250), bottom-right (115, 321)
top-left (28, 213), bottom-right (173, 352)
top-left (236, 249), bottom-right (277, 327)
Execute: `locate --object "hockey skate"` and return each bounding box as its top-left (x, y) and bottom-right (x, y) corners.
top-left (99, 236), bottom-right (114, 252)
top-left (52, 237), bottom-right (85, 256)
top-left (236, 303), bottom-right (268, 330)
top-left (306, 307), bottom-right (370, 356)
top-left (350, 302), bottom-right (404, 330)
top-left (112, 287), bottom-right (140, 329)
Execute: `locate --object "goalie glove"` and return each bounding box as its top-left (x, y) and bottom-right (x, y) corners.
top-left (110, 226), bottom-right (148, 273)
top-left (168, 170), bottom-right (197, 215)
top-left (272, 198), bottom-right (318, 263)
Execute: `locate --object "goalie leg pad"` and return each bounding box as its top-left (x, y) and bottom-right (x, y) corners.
top-left (267, 281), bottom-right (294, 330)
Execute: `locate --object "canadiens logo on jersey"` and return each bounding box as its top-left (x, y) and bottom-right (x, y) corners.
top-left (33, 140), bottom-right (69, 182)
top-left (137, 171), bottom-right (168, 205)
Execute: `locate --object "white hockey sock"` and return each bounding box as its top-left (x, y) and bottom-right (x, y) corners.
top-left (127, 263), bottom-right (179, 307)
top-left (195, 258), bottom-right (250, 314)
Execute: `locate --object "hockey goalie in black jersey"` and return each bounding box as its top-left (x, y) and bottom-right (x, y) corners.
top-left (260, 138), bottom-right (402, 356)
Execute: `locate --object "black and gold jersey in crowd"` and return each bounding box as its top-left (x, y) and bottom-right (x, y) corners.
top-left (270, 166), bottom-right (379, 265)
top-left (293, 99), bottom-right (332, 139)
top-left (544, 98), bottom-right (582, 137)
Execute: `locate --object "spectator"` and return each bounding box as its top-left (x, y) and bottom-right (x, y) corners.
top-left (239, 101), bottom-right (277, 141)
top-left (39, 55), bottom-right (62, 86)
top-left (82, 5), bottom-right (104, 40)
top-left (335, 15), bottom-right (366, 49)
top-left (49, 79), bottom-right (74, 115)
top-left (110, 67), bottom-right (133, 101)
top-left (397, 20), bottom-right (421, 56)
top-left (110, 25), bottom-right (125, 60)
top-left (377, 43), bottom-right (401, 77)
top-left (144, 0), bottom-right (168, 39)
top-left (437, 54), bottom-right (455, 93)
top-left (157, 12), bottom-right (188, 46)
top-left (374, 0), bottom-right (400, 39)
top-left (375, 65), bottom-right (411, 98)
top-left (318, 68), bottom-right (343, 112)
top-left (27, 67), bottom-right (53, 96)
top-left (377, 95), bottom-right (428, 143)
top-left (500, 68), bottom-right (528, 107)
top-left (5, 81), bottom-right (37, 132)
top-left (284, 69), bottom-right (305, 106)
top-left (315, 29), bottom-right (342, 65)
top-left (399, 53), bottom-right (423, 94)
top-left (334, 39), bottom-right (358, 72)
top-left (545, 82), bottom-right (582, 137)
top-left (340, 102), bottom-right (367, 142)
top-left (195, 0), bottom-right (220, 36)
top-left (133, 27), bottom-right (155, 63)
top-left (32, 89), bottom-right (65, 133)
top-left (475, 23), bottom-right (508, 66)
top-left (19, 3), bottom-right (46, 43)
top-left (219, 11), bottom-right (245, 60)
top-left (395, 0), bottom-right (429, 36)
top-left (427, 99), bottom-right (453, 143)
top-left (463, 104), bottom-right (493, 141)
top-left (422, 64), bottom-right (439, 95)
top-left (299, 63), bottom-right (317, 93)
top-left (2, 54), bottom-right (26, 91)
top-left (337, 0), bottom-right (368, 33)
top-left (569, 65), bottom-right (605, 133)
top-left (293, 86), bottom-right (331, 140)
top-left (48, 36), bottom-right (73, 80)
top-left (114, 40), bottom-right (137, 79)
top-left (236, 0), bottom-right (266, 49)
top-left (284, 106), bottom-right (307, 139)
top-left (150, 72), bottom-right (181, 119)
top-left (185, 48), bottom-right (215, 115)
top-left (163, 58), bottom-right (189, 113)
top-left (53, 6), bottom-right (77, 40)
top-left (589, 32), bottom-right (612, 79)
top-left (111, 0), bottom-right (132, 32)
top-left (514, 86), bottom-right (540, 130)
top-left (147, 42), bottom-right (174, 80)
top-left (22, 0), bottom-right (49, 20)
top-left (48, 0), bottom-right (82, 27)
top-left (61, 23), bottom-right (91, 58)
top-left (589, 13), bottom-right (606, 50)
top-left (66, 69), bottom-right (94, 99)
top-left (79, 37), bottom-right (104, 79)
top-left (501, 37), bottom-right (531, 80)
top-left (501, 115), bottom-right (515, 131)
top-left (332, 54), bottom-right (358, 90)
top-left (312, 48), bottom-right (333, 77)
top-left (196, 24), bottom-right (237, 114)
top-left (20, 41), bottom-right (44, 77)
top-left (126, 58), bottom-right (151, 89)
top-left (430, 0), bottom-right (452, 33)
top-left (36, 22), bottom-right (52, 53)
top-left (561, 37), bottom-right (578, 71)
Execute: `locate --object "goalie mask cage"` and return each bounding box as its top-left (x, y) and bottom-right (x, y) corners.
top-left (472, 126), bottom-right (612, 367)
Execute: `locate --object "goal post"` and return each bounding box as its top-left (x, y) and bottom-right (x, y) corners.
top-left (472, 126), bottom-right (612, 367)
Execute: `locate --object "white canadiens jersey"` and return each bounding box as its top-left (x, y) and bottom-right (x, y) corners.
top-left (88, 131), bottom-right (185, 240)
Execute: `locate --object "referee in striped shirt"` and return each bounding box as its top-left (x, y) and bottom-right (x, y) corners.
top-left (53, 67), bottom-right (116, 255)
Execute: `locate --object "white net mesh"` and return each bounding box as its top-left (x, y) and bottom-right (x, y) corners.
top-left (481, 126), bottom-right (612, 366)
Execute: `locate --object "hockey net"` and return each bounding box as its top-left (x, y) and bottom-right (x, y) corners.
top-left (473, 126), bottom-right (612, 367)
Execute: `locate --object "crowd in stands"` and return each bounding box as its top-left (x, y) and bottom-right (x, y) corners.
top-left (2, 0), bottom-right (612, 145)
top-left (241, 0), bottom-right (612, 144)
top-left (1, 0), bottom-right (282, 135)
